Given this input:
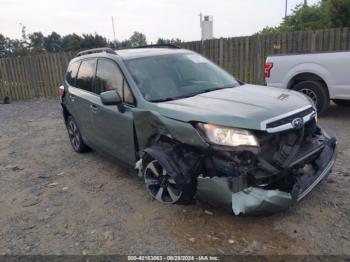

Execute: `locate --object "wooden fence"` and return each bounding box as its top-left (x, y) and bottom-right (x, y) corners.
top-left (180, 27), bottom-right (350, 85)
top-left (0, 52), bottom-right (74, 101)
top-left (1, 27), bottom-right (350, 101)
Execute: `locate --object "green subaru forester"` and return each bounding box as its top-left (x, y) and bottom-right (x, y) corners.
top-left (60, 45), bottom-right (337, 215)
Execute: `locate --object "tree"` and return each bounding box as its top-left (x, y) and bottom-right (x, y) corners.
top-left (258, 0), bottom-right (350, 34)
top-left (79, 33), bottom-right (108, 49)
top-left (0, 30), bottom-right (150, 56)
top-left (7, 39), bottom-right (29, 57)
top-left (281, 3), bottom-right (327, 31)
top-left (62, 34), bottom-right (82, 51)
top-left (44, 32), bottom-right (63, 52)
top-left (2, 25), bottom-right (29, 57)
top-left (28, 32), bottom-right (45, 53)
top-left (324, 0), bottom-right (350, 27)
top-left (156, 38), bottom-right (182, 45)
top-left (129, 32), bottom-right (147, 47)
top-left (20, 24), bottom-right (27, 40)
top-left (0, 34), bottom-right (8, 58)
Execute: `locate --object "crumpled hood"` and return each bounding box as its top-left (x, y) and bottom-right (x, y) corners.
top-left (155, 84), bottom-right (312, 130)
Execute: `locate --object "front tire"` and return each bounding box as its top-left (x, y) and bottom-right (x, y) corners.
top-left (66, 116), bottom-right (90, 153)
top-left (142, 153), bottom-right (196, 205)
top-left (292, 81), bottom-right (329, 115)
top-left (333, 99), bottom-right (350, 107)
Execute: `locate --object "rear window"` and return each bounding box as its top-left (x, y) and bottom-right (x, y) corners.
top-left (65, 61), bottom-right (80, 86)
top-left (76, 59), bottom-right (96, 93)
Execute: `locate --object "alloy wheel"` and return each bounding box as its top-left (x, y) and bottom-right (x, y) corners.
top-left (144, 160), bottom-right (182, 204)
top-left (300, 88), bottom-right (318, 106)
top-left (67, 120), bottom-right (81, 151)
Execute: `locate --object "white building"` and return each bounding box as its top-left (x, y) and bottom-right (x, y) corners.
top-left (199, 13), bottom-right (213, 40)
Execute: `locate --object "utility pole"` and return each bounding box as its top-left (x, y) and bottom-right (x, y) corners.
top-left (111, 16), bottom-right (116, 44)
top-left (285, 0), bottom-right (288, 18)
top-left (199, 12), bottom-right (203, 40)
top-left (304, 0), bottom-right (308, 6)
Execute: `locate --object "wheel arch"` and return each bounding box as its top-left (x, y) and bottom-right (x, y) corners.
top-left (133, 110), bottom-right (208, 160)
top-left (287, 72), bottom-right (330, 99)
top-left (61, 104), bottom-right (71, 124)
top-left (283, 63), bottom-right (334, 98)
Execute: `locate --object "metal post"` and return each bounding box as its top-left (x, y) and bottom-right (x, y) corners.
top-left (285, 0), bottom-right (288, 18)
top-left (219, 38), bottom-right (224, 67)
top-left (112, 16), bottom-right (116, 44)
top-left (255, 35), bottom-right (262, 83)
top-left (199, 13), bottom-right (203, 41)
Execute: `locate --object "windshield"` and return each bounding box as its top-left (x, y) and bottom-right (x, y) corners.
top-left (125, 53), bottom-right (240, 102)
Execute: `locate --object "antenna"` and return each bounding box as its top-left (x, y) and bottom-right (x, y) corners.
top-left (111, 16), bottom-right (116, 43)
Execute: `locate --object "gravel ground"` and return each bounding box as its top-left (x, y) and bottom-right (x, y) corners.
top-left (0, 98), bottom-right (349, 255)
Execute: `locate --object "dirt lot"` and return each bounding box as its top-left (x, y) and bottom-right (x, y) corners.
top-left (0, 99), bottom-right (349, 255)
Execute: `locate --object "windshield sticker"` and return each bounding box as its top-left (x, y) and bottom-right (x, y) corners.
top-left (186, 54), bottom-right (207, 63)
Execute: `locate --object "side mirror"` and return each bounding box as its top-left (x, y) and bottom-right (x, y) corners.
top-left (100, 90), bottom-right (125, 112)
top-left (100, 90), bottom-right (122, 105)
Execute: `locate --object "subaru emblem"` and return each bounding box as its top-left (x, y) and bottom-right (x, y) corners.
top-left (291, 117), bottom-right (304, 129)
top-left (277, 94), bottom-right (290, 101)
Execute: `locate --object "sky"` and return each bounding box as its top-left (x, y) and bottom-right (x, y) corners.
top-left (0, 0), bottom-right (320, 43)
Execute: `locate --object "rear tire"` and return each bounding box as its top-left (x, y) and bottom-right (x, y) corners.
top-left (333, 99), bottom-right (350, 107)
top-left (66, 116), bottom-right (90, 153)
top-left (292, 81), bottom-right (329, 115)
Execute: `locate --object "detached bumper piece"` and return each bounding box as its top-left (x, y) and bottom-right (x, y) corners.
top-left (231, 187), bottom-right (293, 215)
top-left (293, 137), bottom-right (337, 201)
top-left (197, 126), bottom-right (337, 215)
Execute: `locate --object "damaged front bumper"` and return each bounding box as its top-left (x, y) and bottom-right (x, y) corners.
top-left (197, 128), bottom-right (337, 215)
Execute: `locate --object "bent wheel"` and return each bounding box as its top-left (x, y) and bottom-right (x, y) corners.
top-left (144, 159), bottom-right (183, 204)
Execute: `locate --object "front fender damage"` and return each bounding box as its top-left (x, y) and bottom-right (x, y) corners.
top-left (132, 109), bottom-right (208, 155)
top-left (144, 142), bottom-right (202, 187)
top-left (197, 128), bottom-right (337, 215)
top-left (134, 109), bottom-right (337, 215)
top-left (133, 109), bottom-right (206, 203)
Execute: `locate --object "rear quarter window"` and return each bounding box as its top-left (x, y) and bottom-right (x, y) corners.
top-left (65, 61), bottom-right (80, 86)
top-left (75, 59), bottom-right (97, 93)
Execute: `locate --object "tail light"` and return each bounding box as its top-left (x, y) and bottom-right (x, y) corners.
top-left (264, 63), bottom-right (273, 78)
top-left (59, 85), bottom-right (65, 97)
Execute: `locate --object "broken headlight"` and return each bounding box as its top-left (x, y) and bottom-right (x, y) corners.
top-left (196, 123), bottom-right (259, 147)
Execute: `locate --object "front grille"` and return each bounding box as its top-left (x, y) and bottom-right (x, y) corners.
top-left (266, 107), bottom-right (314, 129)
top-left (257, 117), bottom-right (318, 164)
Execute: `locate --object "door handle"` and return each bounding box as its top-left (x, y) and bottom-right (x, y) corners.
top-left (90, 104), bottom-right (99, 113)
top-left (69, 94), bottom-right (75, 101)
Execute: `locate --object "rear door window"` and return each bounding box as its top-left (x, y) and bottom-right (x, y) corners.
top-left (76, 59), bottom-right (97, 93)
top-left (66, 61), bottom-right (80, 86)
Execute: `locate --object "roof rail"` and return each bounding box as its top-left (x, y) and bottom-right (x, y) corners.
top-left (76, 47), bottom-right (116, 57)
top-left (132, 44), bottom-right (180, 49)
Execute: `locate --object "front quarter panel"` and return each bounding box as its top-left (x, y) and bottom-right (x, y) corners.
top-left (132, 108), bottom-right (208, 155)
